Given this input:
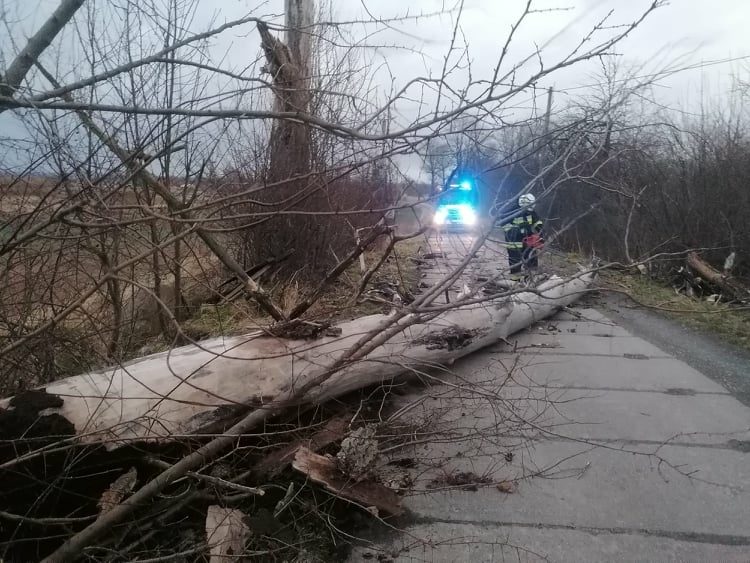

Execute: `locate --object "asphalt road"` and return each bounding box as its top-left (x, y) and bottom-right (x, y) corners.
top-left (394, 208), bottom-right (750, 405)
top-left (347, 231), bottom-right (750, 562)
top-left (597, 293), bottom-right (750, 407)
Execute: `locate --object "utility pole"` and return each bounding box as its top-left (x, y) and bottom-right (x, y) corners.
top-left (536, 87), bottom-right (554, 168)
top-left (543, 86), bottom-right (554, 140)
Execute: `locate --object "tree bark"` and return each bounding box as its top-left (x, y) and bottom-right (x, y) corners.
top-left (258, 6), bottom-right (313, 179)
top-left (205, 506), bottom-right (249, 563)
top-left (31, 272), bottom-right (594, 563)
top-left (1, 273), bottom-right (596, 447)
top-left (248, 8), bottom-right (318, 276)
top-left (292, 446), bottom-right (403, 516)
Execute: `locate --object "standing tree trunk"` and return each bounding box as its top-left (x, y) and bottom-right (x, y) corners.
top-left (247, 2), bottom-right (339, 280)
top-left (259, 0), bottom-right (313, 180)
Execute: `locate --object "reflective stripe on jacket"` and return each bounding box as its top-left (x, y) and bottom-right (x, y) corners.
top-left (502, 209), bottom-right (543, 243)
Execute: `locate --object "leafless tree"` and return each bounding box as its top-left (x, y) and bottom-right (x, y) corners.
top-left (0, 1), bottom-right (675, 560)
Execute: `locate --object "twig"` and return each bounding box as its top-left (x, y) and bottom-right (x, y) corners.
top-left (145, 457), bottom-right (265, 496)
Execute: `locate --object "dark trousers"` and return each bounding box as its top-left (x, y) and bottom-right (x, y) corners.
top-left (508, 244), bottom-right (538, 275)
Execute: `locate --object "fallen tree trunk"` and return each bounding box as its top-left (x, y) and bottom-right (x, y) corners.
top-left (686, 252), bottom-right (749, 303)
top-left (18, 273), bottom-right (595, 562)
top-left (1, 273), bottom-right (595, 448)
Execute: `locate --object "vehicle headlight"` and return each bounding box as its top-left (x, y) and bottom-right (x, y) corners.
top-left (459, 206), bottom-right (476, 225)
top-left (433, 209), bottom-right (447, 225)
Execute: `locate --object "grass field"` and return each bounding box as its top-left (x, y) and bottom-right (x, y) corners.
top-left (599, 269), bottom-right (750, 352)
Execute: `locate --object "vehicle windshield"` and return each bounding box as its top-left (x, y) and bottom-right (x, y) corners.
top-left (438, 187), bottom-right (476, 207)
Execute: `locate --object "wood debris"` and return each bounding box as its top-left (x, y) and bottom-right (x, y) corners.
top-left (427, 470), bottom-right (492, 492)
top-left (292, 447), bottom-right (403, 517)
top-left (336, 424), bottom-right (379, 479)
top-left (210, 250), bottom-right (294, 304)
top-left (420, 251), bottom-right (447, 260)
top-left (268, 319), bottom-right (342, 340)
top-left (686, 252), bottom-right (749, 302)
top-left (495, 480), bottom-right (516, 494)
top-left (412, 326), bottom-right (484, 351)
top-left (253, 417), bottom-right (349, 479)
top-left (97, 467), bottom-right (138, 515)
top-left (205, 506), bottom-right (250, 563)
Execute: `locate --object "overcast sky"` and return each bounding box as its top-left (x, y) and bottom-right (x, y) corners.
top-left (4, 0), bottom-right (747, 99)
top-left (2, 0), bottom-right (748, 176)
top-left (200, 0), bottom-right (750, 106)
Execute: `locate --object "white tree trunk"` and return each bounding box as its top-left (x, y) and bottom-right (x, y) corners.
top-left (1, 274), bottom-right (594, 447)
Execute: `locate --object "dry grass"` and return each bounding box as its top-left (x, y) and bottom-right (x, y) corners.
top-left (308, 235), bottom-right (423, 321)
top-left (537, 248), bottom-right (586, 278)
top-left (181, 302), bottom-right (271, 340)
top-left (128, 235), bottom-right (424, 344)
top-left (536, 249), bottom-right (750, 351)
top-left (1, 187), bottom-right (423, 394)
top-left (600, 270), bottom-right (750, 351)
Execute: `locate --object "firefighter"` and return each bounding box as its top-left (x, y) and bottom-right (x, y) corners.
top-left (502, 193), bottom-right (544, 280)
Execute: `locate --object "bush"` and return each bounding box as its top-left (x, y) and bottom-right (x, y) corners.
top-left (542, 115), bottom-right (750, 278)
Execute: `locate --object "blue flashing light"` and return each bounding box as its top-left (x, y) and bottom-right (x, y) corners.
top-left (459, 181), bottom-right (472, 191)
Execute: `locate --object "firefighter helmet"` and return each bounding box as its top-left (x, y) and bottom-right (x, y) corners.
top-left (518, 193), bottom-right (536, 207)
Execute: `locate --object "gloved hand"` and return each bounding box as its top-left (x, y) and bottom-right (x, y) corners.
top-left (523, 234), bottom-right (544, 249)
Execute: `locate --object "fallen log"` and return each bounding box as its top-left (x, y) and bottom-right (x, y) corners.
top-left (1, 273), bottom-right (595, 449)
top-left (687, 252), bottom-right (749, 302)
top-left (22, 273), bottom-right (596, 563)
